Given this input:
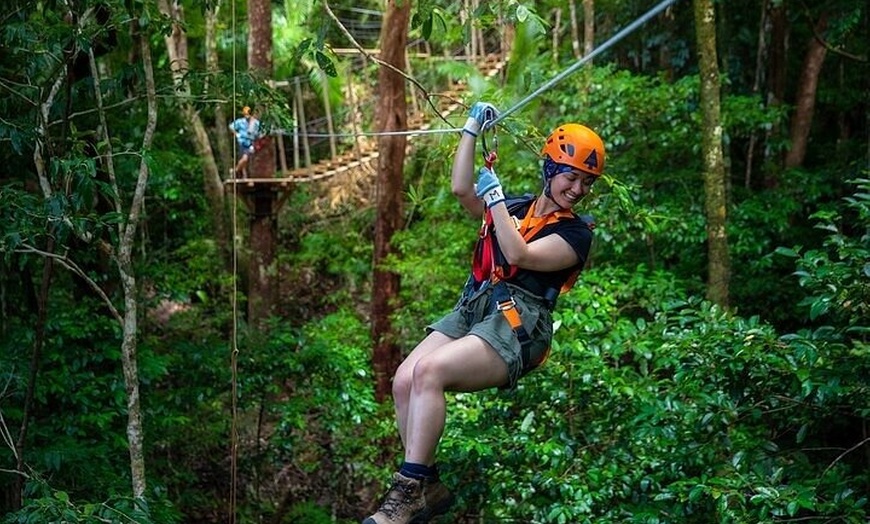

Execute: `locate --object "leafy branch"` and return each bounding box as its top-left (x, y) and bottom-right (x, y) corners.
top-left (321, 0), bottom-right (457, 130)
top-left (15, 243), bottom-right (122, 324)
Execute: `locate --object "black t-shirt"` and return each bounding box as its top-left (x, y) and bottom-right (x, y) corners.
top-left (496, 197), bottom-right (593, 297)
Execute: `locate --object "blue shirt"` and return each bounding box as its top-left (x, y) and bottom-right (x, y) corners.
top-left (230, 116), bottom-right (260, 148)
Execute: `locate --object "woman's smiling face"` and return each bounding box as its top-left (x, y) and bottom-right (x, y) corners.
top-left (549, 170), bottom-right (597, 208)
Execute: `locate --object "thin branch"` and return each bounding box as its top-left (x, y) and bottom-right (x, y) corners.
top-left (52, 96), bottom-right (143, 126)
top-left (798, 2), bottom-right (867, 62)
top-left (33, 71), bottom-right (65, 200)
top-left (773, 516), bottom-right (845, 523)
top-left (88, 43), bottom-right (122, 218)
top-left (0, 369), bottom-right (12, 399)
top-left (0, 78), bottom-right (38, 107)
top-left (322, 0), bottom-right (457, 130)
top-left (14, 244), bottom-right (122, 324)
top-left (0, 467), bottom-right (29, 479)
top-left (0, 409), bottom-right (18, 461)
top-left (819, 436), bottom-right (870, 481)
top-left (122, 24), bottom-right (159, 253)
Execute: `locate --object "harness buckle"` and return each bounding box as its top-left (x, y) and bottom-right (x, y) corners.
top-left (496, 297), bottom-right (517, 311)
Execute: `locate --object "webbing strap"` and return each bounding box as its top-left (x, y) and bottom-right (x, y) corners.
top-left (476, 199), bottom-right (579, 372)
top-left (492, 281), bottom-right (533, 369)
top-left (487, 199), bottom-right (573, 282)
top-left (515, 199), bottom-right (573, 244)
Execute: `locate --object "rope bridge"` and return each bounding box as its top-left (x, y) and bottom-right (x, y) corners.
top-left (224, 54), bottom-right (506, 191)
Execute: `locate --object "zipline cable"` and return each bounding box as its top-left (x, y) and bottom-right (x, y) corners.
top-left (230, 1), bottom-right (239, 522)
top-left (287, 127), bottom-right (461, 138)
top-left (290, 0), bottom-right (680, 141)
top-left (491, 0), bottom-right (681, 127)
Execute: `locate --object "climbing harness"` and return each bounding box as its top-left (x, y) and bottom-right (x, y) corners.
top-left (474, 195), bottom-right (582, 370)
top-left (481, 118), bottom-right (498, 170)
top-left (471, 121), bottom-right (592, 371)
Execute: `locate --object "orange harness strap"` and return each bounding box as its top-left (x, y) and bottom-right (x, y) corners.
top-left (484, 199), bottom-right (576, 371)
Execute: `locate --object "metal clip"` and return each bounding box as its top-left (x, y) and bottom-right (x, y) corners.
top-left (496, 297), bottom-right (517, 311)
top-left (481, 119), bottom-right (498, 170)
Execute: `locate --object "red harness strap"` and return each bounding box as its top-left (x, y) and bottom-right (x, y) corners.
top-left (472, 198), bottom-right (575, 285)
top-left (471, 198), bottom-right (577, 372)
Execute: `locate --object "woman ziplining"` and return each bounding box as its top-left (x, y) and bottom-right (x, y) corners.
top-left (362, 102), bottom-right (606, 524)
top-left (354, 2), bottom-right (683, 522)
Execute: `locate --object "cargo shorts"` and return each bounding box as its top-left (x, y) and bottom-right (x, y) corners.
top-left (427, 281), bottom-right (554, 390)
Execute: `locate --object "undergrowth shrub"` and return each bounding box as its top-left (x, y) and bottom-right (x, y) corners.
top-left (436, 263), bottom-right (868, 523)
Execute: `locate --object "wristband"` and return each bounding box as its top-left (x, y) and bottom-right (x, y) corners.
top-left (462, 116), bottom-right (481, 137)
top-left (482, 185), bottom-right (505, 208)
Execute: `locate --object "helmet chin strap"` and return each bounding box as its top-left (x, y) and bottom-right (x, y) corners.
top-left (543, 180), bottom-right (555, 201)
top-left (541, 157), bottom-right (570, 204)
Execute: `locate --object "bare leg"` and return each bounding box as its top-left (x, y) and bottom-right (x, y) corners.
top-left (234, 153), bottom-right (250, 178)
top-left (403, 335), bottom-right (508, 465)
top-left (393, 331), bottom-right (455, 447)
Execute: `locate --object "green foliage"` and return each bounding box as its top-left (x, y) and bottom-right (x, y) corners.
top-left (4, 476), bottom-right (179, 524)
top-left (284, 501), bottom-right (334, 524)
top-left (778, 177), bottom-right (870, 329)
top-left (289, 214), bottom-right (373, 293)
top-left (231, 310), bottom-right (388, 522)
top-left (728, 179), bottom-right (814, 328)
top-left (0, 289), bottom-right (184, 521)
top-left (437, 266), bottom-right (868, 523)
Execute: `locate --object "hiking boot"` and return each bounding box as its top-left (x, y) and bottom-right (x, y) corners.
top-left (417, 477), bottom-right (454, 522)
top-left (362, 472), bottom-right (454, 524)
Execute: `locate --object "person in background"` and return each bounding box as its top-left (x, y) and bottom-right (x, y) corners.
top-left (362, 102), bottom-right (606, 524)
top-left (229, 105), bottom-right (260, 178)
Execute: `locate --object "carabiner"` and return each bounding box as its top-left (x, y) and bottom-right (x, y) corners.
top-left (481, 119), bottom-right (498, 170)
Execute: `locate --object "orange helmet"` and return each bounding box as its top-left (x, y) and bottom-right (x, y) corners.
top-left (541, 123), bottom-right (605, 177)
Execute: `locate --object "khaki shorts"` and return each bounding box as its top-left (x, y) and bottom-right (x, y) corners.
top-left (428, 282), bottom-right (554, 389)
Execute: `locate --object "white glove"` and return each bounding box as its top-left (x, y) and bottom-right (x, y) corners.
top-left (462, 102), bottom-right (499, 137)
top-left (475, 166), bottom-right (505, 208)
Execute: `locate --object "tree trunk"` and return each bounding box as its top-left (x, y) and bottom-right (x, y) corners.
top-left (745, 0), bottom-right (770, 189)
top-left (248, 0), bottom-right (274, 179)
top-left (693, 0), bottom-right (730, 308)
top-left (206, 0), bottom-right (233, 178)
top-left (246, 0), bottom-right (278, 324)
top-left (124, 27), bottom-right (159, 500)
top-left (658, 4), bottom-right (675, 81)
top-left (158, 0), bottom-right (229, 256)
top-left (784, 14), bottom-right (828, 170)
top-left (372, 0), bottom-right (410, 402)
top-left (13, 238), bottom-right (55, 510)
top-left (764, 1), bottom-right (788, 187)
top-left (583, 0), bottom-right (594, 59)
top-left (89, 19), bottom-right (157, 500)
top-left (552, 8), bottom-right (562, 64)
top-left (248, 189), bottom-right (277, 322)
top-left (568, 0), bottom-right (581, 59)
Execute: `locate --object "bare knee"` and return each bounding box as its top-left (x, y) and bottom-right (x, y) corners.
top-left (392, 362), bottom-right (413, 403)
top-left (410, 357), bottom-right (446, 393)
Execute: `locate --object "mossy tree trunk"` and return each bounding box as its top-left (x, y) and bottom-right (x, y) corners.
top-left (694, 0), bottom-right (731, 308)
top-left (372, 0), bottom-right (411, 402)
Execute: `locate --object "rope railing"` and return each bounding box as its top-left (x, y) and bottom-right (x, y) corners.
top-left (245, 54), bottom-right (503, 182)
top-left (260, 0), bottom-right (681, 184)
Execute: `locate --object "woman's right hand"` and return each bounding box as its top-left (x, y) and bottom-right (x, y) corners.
top-left (462, 102), bottom-right (499, 137)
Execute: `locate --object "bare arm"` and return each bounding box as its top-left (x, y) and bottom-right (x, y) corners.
top-left (452, 131), bottom-right (485, 218)
top-left (489, 203), bottom-right (580, 272)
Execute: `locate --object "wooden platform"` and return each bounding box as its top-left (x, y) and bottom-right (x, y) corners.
top-left (224, 55), bottom-right (506, 194)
